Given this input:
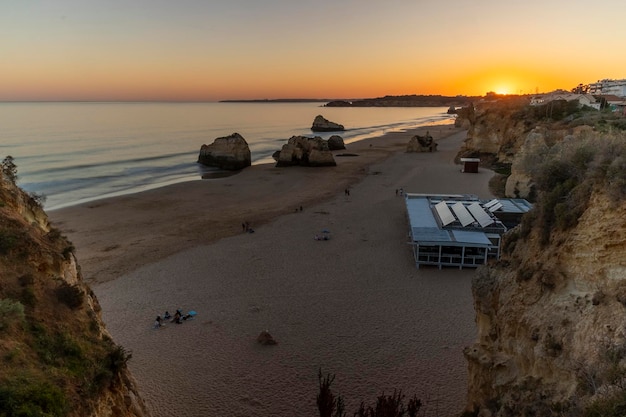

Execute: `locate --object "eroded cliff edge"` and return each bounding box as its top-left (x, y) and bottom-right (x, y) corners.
top-left (0, 160), bottom-right (150, 417)
top-left (459, 100), bottom-right (626, 416)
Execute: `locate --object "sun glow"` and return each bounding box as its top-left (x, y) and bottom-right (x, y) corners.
top-left (494, 86), bottom-right (512, 95)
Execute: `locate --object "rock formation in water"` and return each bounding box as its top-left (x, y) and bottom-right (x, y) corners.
top-left (462, 110), bottom-right (626, 415)
top-left (406, 132), bottom-right (437, 152)
top-left (198, 132), bottom-right (252, 170)
top-left (0, 159), bottom-right (151, 417)
top-left (311, 115), bottom-right (345, 132)
top-left (275, 135), bottom-right (337, 167)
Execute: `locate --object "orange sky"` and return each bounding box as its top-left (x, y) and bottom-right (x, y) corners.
top-left (2, 1), bottom-right (625, 101)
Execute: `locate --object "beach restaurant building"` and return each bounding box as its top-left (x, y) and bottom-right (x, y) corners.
top-left (404, 193), bottom-right (531, 269)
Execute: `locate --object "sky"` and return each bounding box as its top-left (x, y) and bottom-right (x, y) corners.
top-left (2, 0), bottom-right (626, 101)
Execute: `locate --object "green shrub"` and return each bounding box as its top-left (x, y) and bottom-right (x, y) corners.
top-left (584, 389), bottom-right (626, 417)
top-left (1, 155), bottom-right (18, 183)
top-left (47, 227), bottom-right (62, 240)
top-left (27, 191), bottom-right (47, 207)
top-left (20, 287), bottom-right (37, 307)
top-left (55, 282), bottom-right (84, 309)
top-left (0, 299), bottom-right (25, 331)
top-left (0, 230), bottom-right (18, 254)
top-left (62, 245), bottom-right (75, 260)
top-left (107, 344), bottom-right (132, 374)
top-left (0, 376), bottom-right (68, 417)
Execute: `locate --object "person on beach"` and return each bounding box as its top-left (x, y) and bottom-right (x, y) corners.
top-left (164, 311), bottom-right (171, 320)
top-left (154, 315), bottom-right (163, 329)
top-left (173, 309), bottom-right (183, 324)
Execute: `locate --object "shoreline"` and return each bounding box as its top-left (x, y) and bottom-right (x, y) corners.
top-left (85, 124), bottom-right (495, 417)
top-left (50, 122), bottom-right (462, 285)
top-left (51, 123), bottom-right (498, 417)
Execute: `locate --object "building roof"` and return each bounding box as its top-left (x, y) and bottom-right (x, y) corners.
top-left (405, 194), bottom-right (506, 246)
top-left (494, 198), bottom-right (533, 214)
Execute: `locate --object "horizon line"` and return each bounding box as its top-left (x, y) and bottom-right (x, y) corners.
top-left (0, 94), bottom-right (489, 104)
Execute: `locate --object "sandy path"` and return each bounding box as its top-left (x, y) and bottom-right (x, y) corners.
top-left (52, 127), bottom-right (493, 417)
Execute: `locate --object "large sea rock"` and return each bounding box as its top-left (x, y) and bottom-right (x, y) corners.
top-left (407, 132), bottom-right (437, 152)
top-left (198, 133), bottom-right (251, 171)
top-left (311, 115), bottom-right (345, 132)
top-left (275, 135), bottom-right (336, 167)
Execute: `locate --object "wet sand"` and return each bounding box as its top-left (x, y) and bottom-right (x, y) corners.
top-left (51, 126), bottom-right (494, 417)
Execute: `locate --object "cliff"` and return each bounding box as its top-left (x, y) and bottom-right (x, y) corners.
top-left (456, 96), bottom-right (626, 199)
top-left (0, 159), bottom-right (150, 417)
top-left (463, 123), bottom-right (626, 415)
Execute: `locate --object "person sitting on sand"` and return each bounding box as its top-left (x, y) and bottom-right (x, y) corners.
top-left (164, 311), bottom-right (171, 320)
top-left (173, 310), bottom-right (183, 324)
top-left (154, 315), bottom-right (163, 329)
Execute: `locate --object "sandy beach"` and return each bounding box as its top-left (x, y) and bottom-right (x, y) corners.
top-left (51, 125), bottom-right (494, 417)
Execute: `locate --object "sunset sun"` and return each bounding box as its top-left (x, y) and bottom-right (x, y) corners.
top-left (494, 85), bottom-right (512, 95)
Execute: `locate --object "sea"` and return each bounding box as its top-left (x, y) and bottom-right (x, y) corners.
top-left (0, 102), bottom-right (453, 210)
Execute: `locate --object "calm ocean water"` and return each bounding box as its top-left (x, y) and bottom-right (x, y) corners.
top-left (0, 102), bottom-right (453, 210)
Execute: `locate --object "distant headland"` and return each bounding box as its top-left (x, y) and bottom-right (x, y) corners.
top-left (220, 94), bottom-right (481, 107)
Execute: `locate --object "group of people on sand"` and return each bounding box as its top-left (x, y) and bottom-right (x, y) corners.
top-left (153, 308), bottom-right (195, 329)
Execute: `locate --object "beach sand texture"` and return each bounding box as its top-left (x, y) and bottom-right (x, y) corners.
top-left (52, 127), bottom-right (493, 417)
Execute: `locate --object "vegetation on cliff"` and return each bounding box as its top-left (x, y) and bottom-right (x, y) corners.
top-left (0, 157), bottom-right (143, 417)
top-left (455, 95), bottom-right (626, 200)
top-left (516, 132), bottom-right (626, 244)
top-left (463, 102), bottom-right (626, 416)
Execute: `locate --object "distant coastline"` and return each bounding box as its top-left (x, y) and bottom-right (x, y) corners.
top-left (220, 94), bottom-right (481, 107)
top-left (219, 98), bottom-right (338, 103)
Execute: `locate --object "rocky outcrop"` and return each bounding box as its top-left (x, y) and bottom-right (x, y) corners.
top-left (406, 132), bottom-right (437, 152)
top-left (275, 135), bottom-right (337, 167)
top-left (0, 168), bottom-right (151, 417)
top-left (456, 99), bottom-right (531, 164)
top-left (465, 191), bottom-right (626, 416)
top-left (311, 115), bottom-right (344, 132)
top-left (198, 132), bottom-right (251, 170)
top-left (327, 135), bottom-right (346, 150)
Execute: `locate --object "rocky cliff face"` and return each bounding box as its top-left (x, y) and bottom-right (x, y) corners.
top-left (465, 191), bottom-right (626, 415)
top-left (456, 97), bottom-right (623, 199)
top-left (0, 167), bottom-right (150, 417)
top-left (456, 98), bottom-right (533, 166)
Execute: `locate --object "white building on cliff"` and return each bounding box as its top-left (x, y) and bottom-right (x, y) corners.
top-left (588, 79), bottom-right (626, 97)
